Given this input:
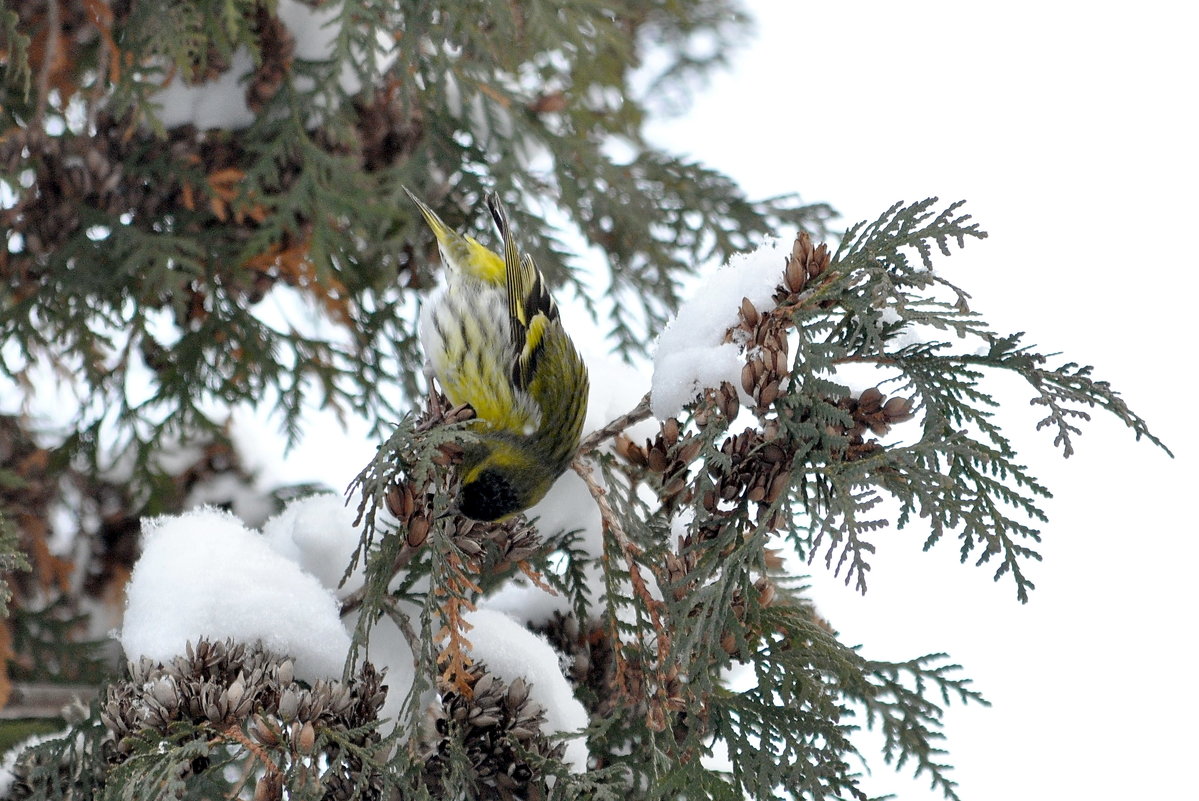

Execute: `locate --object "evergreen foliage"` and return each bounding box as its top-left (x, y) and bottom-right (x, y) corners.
top-left (311, 200), bottom-right (1158, 800)
top-left (1, 0), bottom-right (830, 473)
top-left (0, 2), bottom-right (1169, 801)
top-left (0, 515), bottom-right (29, 616)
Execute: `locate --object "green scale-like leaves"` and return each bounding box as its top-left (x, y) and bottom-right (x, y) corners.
top-left (760, 199), bottom-right (1167, 603)
top-left (3, 0), bottom-right (823, 498)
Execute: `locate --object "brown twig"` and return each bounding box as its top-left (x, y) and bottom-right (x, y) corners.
top-left (339, 540), bottom-right (422, 617)
top-left (576, 393), bottom-right (652, 455)
top-left (516, 560), bottom-right (557, 594)
top-left (33, 0), bottom-right (61, 128)
top-left (338, 580), bottom-right (369, 618)
top-left (571, 453), bottom-right (672, 709)
top-left (381, 597), bottom-right (422, 664)
top-left (219, 722), bottom-right (281, 799)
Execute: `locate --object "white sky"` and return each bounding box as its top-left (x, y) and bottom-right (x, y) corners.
top-left (639, 2), bottom-right (1197, 798)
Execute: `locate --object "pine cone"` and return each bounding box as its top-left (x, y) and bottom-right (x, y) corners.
top-left (100, 639), bottom-right (385, 758)
top-left (423, 662), bottom-right (565, 800)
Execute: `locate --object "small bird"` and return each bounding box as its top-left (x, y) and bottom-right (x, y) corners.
top-left (406, 189), bottom-right (589, 521)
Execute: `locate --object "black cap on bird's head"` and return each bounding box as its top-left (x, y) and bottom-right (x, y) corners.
top-left (459, 468), bottom-right (524, 522)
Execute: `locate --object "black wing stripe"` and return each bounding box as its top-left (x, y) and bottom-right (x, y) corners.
top-left (486, 192), bottom-right (564, 395)
top-left (486, 193), bottom-right (525, 355)
top-left (512, 336), bottom-right (546, 391)
top-left (523, 260), bottom-right (559, 324)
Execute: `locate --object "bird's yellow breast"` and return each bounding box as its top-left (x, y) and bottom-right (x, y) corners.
top-left (420, 279), bottom-right (541, 435)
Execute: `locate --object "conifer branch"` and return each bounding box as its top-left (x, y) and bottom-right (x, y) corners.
top-left (0, 0), bottom-right (1170, 792)
top-left (576, 394), bottom-right (652, 455)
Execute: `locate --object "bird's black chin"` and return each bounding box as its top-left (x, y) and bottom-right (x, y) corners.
top-left (460, 469), bottom-right (522, 521)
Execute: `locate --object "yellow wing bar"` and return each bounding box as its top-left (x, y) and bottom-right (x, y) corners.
top-left (486, 193), bottom-right (559, 391)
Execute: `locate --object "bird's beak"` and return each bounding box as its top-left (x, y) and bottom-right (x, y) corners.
top-left (403, 186), bottom-right (453, 247)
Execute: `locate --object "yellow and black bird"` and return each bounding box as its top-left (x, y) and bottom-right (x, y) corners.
top-left (406, 189), bottom-right (589, 521)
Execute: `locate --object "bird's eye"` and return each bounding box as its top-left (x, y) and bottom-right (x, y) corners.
top-left (460, 469), bottom-right (520, 521)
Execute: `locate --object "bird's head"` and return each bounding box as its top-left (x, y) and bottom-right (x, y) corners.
top-left (457, 438), bottom-right (560, 522)
top-left (403, 187), bottom-right (504, 283)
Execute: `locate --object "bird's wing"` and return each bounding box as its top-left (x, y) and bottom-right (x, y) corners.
top-left (420, 284), bottom-right (541, 433)
top-left (486, 194), bottom-right (559, 392)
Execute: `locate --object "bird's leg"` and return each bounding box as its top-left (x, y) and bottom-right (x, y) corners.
top-left (443, 403), bottom-right (477, 425)
top-left (417, 394), bottom-right (476, 432)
